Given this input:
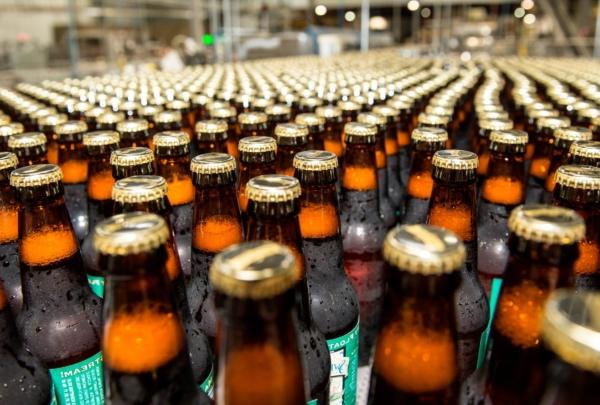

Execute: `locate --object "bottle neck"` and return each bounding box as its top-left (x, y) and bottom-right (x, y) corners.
top-left (58, 140), bottom-right (88, 184)
top-left (156, 155), bottom-right (194, 206)
top-left (342, 143), bottom-right (377, 192)
top-left (482, 150), bottom-right (525, 206)
top-left (298, 180), bottom-right (341, 240)
top-left (112, 162), bottom-right (155, 180)
top-left (407, 148), bottom-right (437, 200)
top-left (0, 176), bottom-right (18, 245)
top-left (15, 146), bottom-right (48, 167)
top-left (275, 144), bottom-right (305, 177)
top-left (87, 153), bottom-right (114, 201)
top-left (427, 177), bottom-right (476, 243)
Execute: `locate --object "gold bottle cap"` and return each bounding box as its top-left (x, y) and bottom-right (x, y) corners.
top-left (508, 204), bottom-right (585, 245)
top-left (210, 106), bottom-right (236, 119)
top-left (116, 119), bottom-right (149, 133)
top-left (238, 136), bottom-right (277, 153)
top-left (541, 290), bottom-right (600, 374)
top-left (554, 165), bottom-right (600, 191)
top-left (479, 118), bottom-right (514, 131)
top-left (489, 129), bottom-right (529, 145)
top-left (418, 113), bottom-right (449, 126)
top-left (315, 105), bottom-right (342, 118)
top-left (577, 107), bottom-right (600, 120)
top-left (94, 212), bottom-right (170, 255)
top-left (110, 147), bottom-right (154, 167)
top-left (274, 123), bottom-right (309, 142)
top-left (528, 109), bottom-right (560, 120)
top-left (357, 112), bottom-right (386, 127)
top-left (191, 152), bottom-right (236, 175)
top-left (0, 114), bottom-right (11, 126)
top-left (554, 126), bottom-right (593, 143)
top-left (0, 152), bottom-right (18, 171)
top-left (154, 110), bottom-right (182, 124)
top-left (238, 112), bottom-right (267, 125)
top-left (265, 104), bottom-right (291, 117)
top-left (195, 120), bottom-right (228, 134)
top-left (83, 131), bottom-right (120, 147)
top-left (537, 116), bottom-right (571, 131)
top-left (153, 131), bottom-right (190, 147)
top-left (386, 98), bottom-right (411, 111)
top-left (245, 174), bottom-right (301, 203)
top-left (112, 175), bottom-right (167, 203)
top-left (299, 97), bottom-right (322, 109)
top-left (8, 132), bottom-right (46, 149)
top-left (432, 149), bottom-right (478, 170)
top-left (118, 100), bottom-right (139, 113)
top-left (344, 122), bottom-right (377, 144)
top-left (0, 123), bottom-right (25, 137)
top-left (372, 105), bottom-right (399, 120)
top-left (383, 224), bottom-right (465, 275)
top-left (137, 105), bottom-right (163, 118)
top-left (293, 150), bottom-right (338, 171)
top-left (337, 100), bottom-right (361, 112)
top-left (425, 105), bottom-right (453, 116)
top-left (411, 127), bottom-right (448, 143)
top-left (295, 113), bottom-right (325, 127)
top-left (10, 163), bottom-right (63, 188)
top-left (97, 111), bottom-right (126, 125)
top-left (166, 100), bottom-right (190, 111)
top-left (210, 240), bottom-right (296, 300)
top-left (38, 113), bottom-right (67, 127)
top-left (253, 98), bottom-right (275, 109)
top-left (31, 107), bottom-right (56, 120)
top-left (55, 120), bottom-right (88, 136)
top-left (85, 106), bottom-right (108, 120)
top-left (570, 140), bottom-right (600, 160)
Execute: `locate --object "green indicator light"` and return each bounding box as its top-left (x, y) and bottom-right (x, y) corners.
top-left (202, 34), bottom-right (214, 46)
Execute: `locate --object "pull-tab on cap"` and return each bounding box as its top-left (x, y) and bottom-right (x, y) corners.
top-left (191, 152), bottom-right (236, 175)
top-left (10, 163), bottom-right (63, 188)
top-left (432, 149), bottom-right (478, 171)
top-left (344, 122), bottom-right (377, 144)
top-left (293, 150), bottom-right (338, 171)
top-left (210, 240), bottom-right (296, 299)
top-left (508, 204), bottom-right (585, 245)
top-left (94, 212), bottom-right (169, 255)
top-left (541, 290), bottom-right (600, 374)
top-left (8, 132), bottom-right (47, 149)
top-left (238, 136), bottom-right (277, 153)
top-left (112, 175), bottom-right (167, 203)
top-left (0, 152), bottom-right (18, 171)
top-left (110, 147), bottom-right (154, 167)
top-left (383, 224), bottom-right (465, 275)
top-left (245, 174), bottom-right (301, 203)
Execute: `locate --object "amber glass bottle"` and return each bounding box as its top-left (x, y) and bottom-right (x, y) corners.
top-left (475, 118), bottom-right (514, 181)
top-left (294, 150), bottom-right (360, 405)
top-left (299, 96), bottom-right (323, 114)
top-left (316, 106), bottom-right (344, 160)
top-left (55, 120), bottom-right (89, 241)
top-left (373, 105), bottom-right (403, 210)
top-left (238, 112), bottom-right (268, 138)
top-left (0, 152), bottom-right (20, 314)
top-left (83, 106), bottom-right (108, 131)
top-left (386, 98), bottom-right (413, 184)
top-left (295, 113), bottom-right (326, 150)
top-left (116, 118), bottom-right (151, 148)
top-left (369, 225), bottom-right (463, 404)
top-left (11, 164), bottom-right (103, 405)
top-left (192, 94), bottom-right (212, 122)
top-left (484, 205), bottom-right (583, 405)
top-left (37, 114), bottom-right (66, 165)
top-left (137, 105), bottom-right (164, 129)
top-left (188, 153), bottom-right (243, 346)
top-left (195, 119), bottom-right (230, 156)
top-left (209, 107), bottom-right (238, 159)
top-left (275, 123), bottom-right (308, 177)
top-left (95, 212), bottom-right (208, 404)
top-left (96, 111), bottom-right (125, 131)
top-left (0, 122), bottom-right (24, 152)
top-left (266, 104), bottom-right (292, 137)
top-left (553, 165), bottom-right (600, 290)
top-left (8, 132), bottom-right (48, 167)
top-left (340, 122), bottom-right (386, 365)
top-left (244, 174), bottom-right (331, 404)
top-left (425, 150), bottom-right (488, 380)
top-left (237, 136), bottom-right (277, 216)
top-left (569, 140), bottom-right (600, 167)
top-left (210, 241), bottom-right (307, 405)
top-left (166, 99), bottom-right (194, 137)
top-left (402, 127), bottom-right (448, 225)
top-left (110, 146), bottom-right (155, 180)
top-left (418, 113), bottom-right (451, 147)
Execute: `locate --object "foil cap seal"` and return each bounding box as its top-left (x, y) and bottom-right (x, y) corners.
top-left (112, 175), bottom-right (167, 203)
top-left (94, 212), bottom-right (169, 255)
top-left (110, 147), bottom-right (154, 167)
top-left (191, 152), bottom-right (236, 175)
top-left (508, 204), bottom-right (585, 245)
top-left (10, 163), bottom-right (62, 188)
top-left (245, 174), bottom-right (301, 203)
top-left (432, 149), bottom-right (478, 170)
top-left (293, 150), bottom-right (338, 171)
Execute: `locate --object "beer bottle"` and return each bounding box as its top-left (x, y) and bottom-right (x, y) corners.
top-left (0, 122), bottom-right (24, 152)
top-left (544, 126), bottom-right (593, 198)
top-left (369, 225), bottom-right (463, 404)
top-left (210, 240), bottom-right (307, 405)
top-left (115, 118), bottom-right (151, 148)
top-left (238, 112), bottom-right (268, 138)
top-left (418, 113), bottom-right (452, 146)
top-left (475, 118), bottom-right (514, 181)
top-left (95, 212), bottom-right (208, 404)
top-left (316, 105), bottom-right (344, 161)
top-left (402, 127), bottom-right (448, 225)
top-left (484, 205), bottom-right (584, 404)
top-left (8, 132), bottom-right (48, 166)
top-left (252, 97), bottom-right (275, 113)
top-left (118, 100), bottom-right (140, 120)
top-left (358, 112), bottom-right (396, 227)
top-left (233, 94), bottom-right (253, 114)
top-left (84, 106), bottom-right (108, 131)
top-left (37, 113), bottom-right (66, 165)
top-left (55, 120), bottom-right (89, 241)
top-left (66, 101), bottom-right (92, 122)
top-left (527, 116), bottom-right (570, 203)
top-left (280, 92), bottom-right (300, 118)
top-left (153, 131), bottom-right (194, 275)
top-left (340, 122), bottom-right (386, 364)
top-left (111, 176), bottom-right (214, 393)
top-left (0, 280), bottom-right (51, 404)
top-left (11, 164), bottom-right (103, 405)
top-left (293, 150), bottom-right (360, 405)
top-left (295, 113), bottom-right (326, 150)
top-left (152, 110), bottom-right (182, 138)
top-left (338, 101), bottom-right (361, 141)
top-left (386, 98), bottom-right (413, 184)
top-left (553, 165), bottom-right (600, 290)
top-left (425, 150), bottom-right (489, 379)
top-left (244, 174), bottom-right (331, 404)
top-left (209, 107), bottom-right (238, 159)
top-left (237, 136), bottom-right (277, 215)
top-left (275, 123), bottom-right (308, 177)
top-left (192, 93), bottom-right (212, 121)
top-left (524, 108), bottom-right (558, 160)
top-left (110, 146), bottom-right (155, 180)
top-left (137, 105), bottom-right (163, 130)
top-left (538, 290), bottom-right (600, 405)
top-left (188, 153), bottom-right (243, 345)
top-left (478, 129), bottom-right (527, 292)
top-left (195, 119), bottom-right (230, 155)
top-left (0, 152), bottom-right (20, 314)
top-left (299, 96), bottom-right (323, 114)
top-left (266, 104), bottom-right (292, 136)
top-left (569, 140), bottom-right (600, 167)
top-left (166, 99), bottom-right (194, 137)
top-left (96, 111), bottom-right (125, 131)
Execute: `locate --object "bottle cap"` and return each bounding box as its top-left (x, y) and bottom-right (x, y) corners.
top-left (110, 147), bottom-right (154, 167)
top-left (112, 175), bottom-right (167, 203)
top-left (137, 105), bottom-right (163, 118)
top-left (10, 163), bottom-right (62, 188)
top-left (0, 152), bottom-right (18, 171)
top-left (84, 107), bottom-right (108, 120)
top-left (299, 97), bottom-right (322, 109)
top-left (0, 123), bottom-right (24, 138)
top-left (570, 140), bottom-right (600, 160)
top-left (432, 149), bottom-right (478, 170)
top-left (537, 116), bottom-right (571, 131)
top-left (295, 113), bottom-right (325, 127)
top-left (554, 126), bottom-right (593, 143)
top-left (195, 120), bottom-right (228, 134)
top-left (418, 113), bottom-right (449, 126)
top-left (97, 111), bottom-right (126, 125)
top-left (210, 240), bottom-right (296, 299)
top-left (293, 150), bottom-right (338, 171)
top-left (191, 152), bottom-right (236, 175)
top-left (153, 131), bottom-right (190, 147)
top-left (554, 165), bottom-right (600, 192)
top-left (358, 112), bottom-right (386, 127)
top-left (166, 100), bottom-right (190, 111)
top-left (154, 110), bottom-right (182, 124)
top-left (116, 119), bottom-right (149, 133)
top-left (508, 204), bottom-right (585, 245)
top-left (411, 127), bottom-right (448, 143)
top-left (83, 131), bottom-right (120, 147)
top-left (94, 212), bottom-right (169, 255)
top-left (383, 224), bottom-right (465, 275)
top-left (238, 136), bottom-right (277, 153)
top-left (0, 115), bottom-right (10, 126)
top-left (238, 112), bottom-right (267, 125)
top-left (8, 132), bottom-right (46, 149)
top-left (38, 114), bottom-right (67, 128)
top-left (372, 105), bottom-right (399, 122)
top-left (210, 106), bottom-right (236, 119)
top-left (479, 118), bottom-right (514, 132)
top-left (338, 100), bottom-right (361, 112)
top-left (489, 129), bottom-right (529, 145)
top-left (344, 122), bottom-right (377, 144)
top-left (245, 174), bottom-right (301, 203)
top-left (274, 123), bottom-right (308, 145)
top-left (265, 104), bottom-right (291, 117)
top-left (315, 105), bottom-right (342, 118)
top-left (253, 98), bottom-right (274, 110)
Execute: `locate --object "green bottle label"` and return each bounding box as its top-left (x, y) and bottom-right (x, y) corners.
top-left (307, 400), bottom-right (318, 405)
top-left (327, 320), bottom-right (359, 405)
top-left (49, 352), bottom-right (104, 405)
top-left (199, 365), bottom-right (214, 398)
top-left (477, 278), bottom-right (503, 368)
top-left (87, 275), bottom-right (104, 298)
